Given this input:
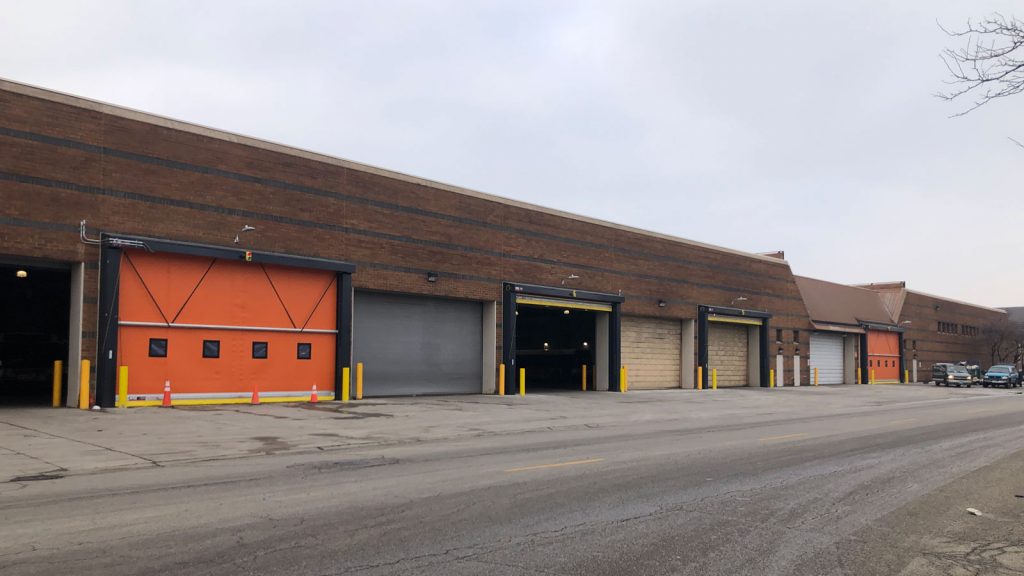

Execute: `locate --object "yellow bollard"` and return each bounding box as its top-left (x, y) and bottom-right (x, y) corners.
top-left (904, 369), bottom-right (909, 384)
top-left (870, 370), bottom-right (876, 385)
top-left (770, 368), bottom-right (775, 388)
top-left (857, 367), bottom-right (862, 385)
top-left (519, 368), bottom-right (525, 396)
top-left (78, 359), bottom-right (90, 410)
top-left (498, 363), bottom-right (505, 395)
top-left (356, 362), bottom-right (364, 400)
top-left (117, 366), bottom-right (129, 408)
top-left (620, 365), bottom-right (629, 393)
top-left (342, 367), bottom-right (351, 402)
top-left (712, 368), bottom-right (718, 390)
top-left (581, 364), bottom-right (587, 391)
top-left (697, 366), bottom-right (703, 390)
top-left (814, 367), bottom-right (819, 386)
top-left (52, 360), bottom-right (63, 408)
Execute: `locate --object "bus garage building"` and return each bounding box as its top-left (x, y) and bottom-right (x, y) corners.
top-left (0, 79), bottom-right (812, 407)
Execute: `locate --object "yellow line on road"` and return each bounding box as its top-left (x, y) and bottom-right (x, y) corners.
top-left (504, 458), bottom-right (605, 473)
top-left (759, 433), bottom-right (808, 442)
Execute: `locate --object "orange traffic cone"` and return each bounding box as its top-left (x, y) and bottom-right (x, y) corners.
top-left (251, 382), bottom-right (260, 405)
top-left (161, 380), bottom-right (172, 407)
top-left (309, 384), bottom-right (319, 404)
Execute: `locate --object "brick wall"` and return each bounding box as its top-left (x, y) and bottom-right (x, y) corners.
top-left (0, 82), bottom-right (814, 388)
top-left (898, 291), bottom-right (1008, 373)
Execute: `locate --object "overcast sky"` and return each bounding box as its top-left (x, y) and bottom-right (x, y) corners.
top-left (1, 1), bottom-right (1021, 307)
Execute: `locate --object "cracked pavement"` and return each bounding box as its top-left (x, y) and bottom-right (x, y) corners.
top-left (1, 384), bottom-right (1023, 575)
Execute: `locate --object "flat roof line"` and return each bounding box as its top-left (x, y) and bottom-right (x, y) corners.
top-left (0, 76), bottom-right (788, 266)
top-left (904, 289), bottom-right (1007, 315)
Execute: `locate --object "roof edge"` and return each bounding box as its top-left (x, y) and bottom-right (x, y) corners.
top-left (796, 275), bottom-right (893, 295)
top-left (0, 76), bottom-right (789, 266)
top-left (904, 289), bottom-right (1008, 315)
top-left (854, 281), bottom-right (906, 290)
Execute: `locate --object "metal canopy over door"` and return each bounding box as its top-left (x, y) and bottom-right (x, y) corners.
top-left (514, 295), bottom-right (613, 313)
top-left (867, 330), bottom-right (900, 383)
top-left (354, 291), bottom-right (482, 396)
top-left (809, 332), bottom-right (844, 385)
top-left (708, 322), bottom-right (749, 387)
top-left (621, 316), bottom-right (681, 389)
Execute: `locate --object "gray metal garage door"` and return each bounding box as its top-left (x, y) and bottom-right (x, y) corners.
top-left (708, 322), bottom-right (748, 387)
top-left (354, 292), bottom-right (482, 396)
top-left (809, 332), bottom-right (844, 385)
top-left (622, 316), bottom-right (681, 389)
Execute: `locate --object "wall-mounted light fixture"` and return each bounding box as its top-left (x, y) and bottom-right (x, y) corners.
top-left (233, 225), bottom-right (256, 244)
top-left (561, 274), bottom-right (580, 286)
top-left (657, 300), bottom-right (667, 308)
top-left (901, 320), bottom-right (912, 326)
top-left (543, 342), bottom-right (550, 351)
top-left (582, 341), bottom-right (589, 349)
top-left (731, 296), bottom-right (748, 306)
top-left (426, 271), bottom-right (439, 283)
top-left (15, 270), bottom-right (27, 279)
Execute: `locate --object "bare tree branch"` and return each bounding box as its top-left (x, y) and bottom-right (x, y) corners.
top-left (937, 13), bottom-right (1024, 116)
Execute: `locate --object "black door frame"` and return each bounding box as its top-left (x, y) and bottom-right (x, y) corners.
top-left (95, 234), bottom-right (355, 407)
top-left (697, 305), bottom-right (772, 389)
top-left (859, 322), bottom-right (905, 384)
top-left (501, 282), bottom-right (625, 393)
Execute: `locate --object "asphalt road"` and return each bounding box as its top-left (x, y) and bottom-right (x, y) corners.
top-left (3, 390), bottom-right (1024, 575)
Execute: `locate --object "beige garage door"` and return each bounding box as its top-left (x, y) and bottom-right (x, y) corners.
top-left (622, 317), bottom-right (681, 389)
top-left (708, 322), bottom-right (748, 387)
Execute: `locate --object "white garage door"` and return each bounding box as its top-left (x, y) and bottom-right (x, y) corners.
top-left (622, 317), bottom-right (681, 389)
top-left (809, 332), bottom-right (844, 385)
top-left (708, 322), bottom-right (748, 387)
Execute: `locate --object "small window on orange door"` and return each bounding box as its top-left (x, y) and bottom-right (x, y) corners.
top-left (297, 343), bottom-right (312, 360)
top-left (252, 341), bottom-right (268, 359)
top-left (203, 340), bottom-right (220, 359)
top-left (149, 338), bottom-right (168, 358)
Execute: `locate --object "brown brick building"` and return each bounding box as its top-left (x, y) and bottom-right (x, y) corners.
top-left (0, 79), bottom-right (814, 407)
top-left (0, 78), bottom-right (1010, 407)
top-left (859, 282), bottom-right (1008, 381)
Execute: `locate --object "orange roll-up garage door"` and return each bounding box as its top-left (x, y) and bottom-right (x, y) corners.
top-left (867, 330), bottom-right (900, 383)
top-left (117, 250), bottom-right (336, 401)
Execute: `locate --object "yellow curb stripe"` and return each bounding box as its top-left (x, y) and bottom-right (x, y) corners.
top-left (504, 458), bottom-right (604, 473)
top-left (125, 395), bottom-right (334, 408)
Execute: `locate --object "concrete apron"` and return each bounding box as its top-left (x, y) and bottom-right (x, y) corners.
top-left (1, 384), bottom-right (1020, 483)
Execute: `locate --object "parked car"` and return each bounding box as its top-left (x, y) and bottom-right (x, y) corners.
top-left (982, 365), bottom-right (1021, 388)
top-left (960, 363), bottom-right (983, 385)
top-left (932, 363), bottom-right (973, 387)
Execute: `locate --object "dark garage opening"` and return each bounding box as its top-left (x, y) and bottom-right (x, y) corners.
top-left (515, 305), bottom-right (595, 391)
top-left (0, 264), bottom-right (70, 406)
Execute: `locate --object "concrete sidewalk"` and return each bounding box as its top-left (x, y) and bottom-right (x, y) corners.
top-left (1, 384), bottom-right (1019, 482)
